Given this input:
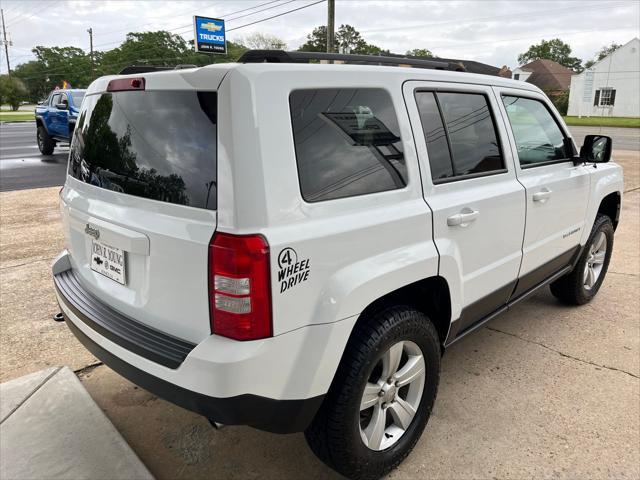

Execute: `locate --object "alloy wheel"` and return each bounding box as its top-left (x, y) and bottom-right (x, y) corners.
top-left (584, 231), bottom-right (607, 290)
top-left (359, 340), bottom-right (425, 451)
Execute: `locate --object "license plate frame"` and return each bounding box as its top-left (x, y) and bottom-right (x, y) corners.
top-left (90, 240), bottom-right (126, 285)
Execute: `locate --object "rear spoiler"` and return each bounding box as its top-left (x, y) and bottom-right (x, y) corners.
top-left (118, 65), bottom-right (197, 75)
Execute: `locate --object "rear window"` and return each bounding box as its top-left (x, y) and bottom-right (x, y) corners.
top-left (69, 90), bottom-right (217, 210)
top-left (71, 91), bottom-right (85, 106)
top-left (289, 88), bottom-right (407, 203)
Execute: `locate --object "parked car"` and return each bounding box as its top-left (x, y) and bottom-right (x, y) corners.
top-left (35, 88), bottom-right (86, 154)
top-left (52, 53), bottom-right (623, 480)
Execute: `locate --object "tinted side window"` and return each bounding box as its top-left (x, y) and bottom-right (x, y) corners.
top-left (437, 92), bottom-right (504, 176)
top-left (415, 92), bottom-right (453, 181)
top-left (289, 88), bottom-right (407, 202)
top-left (502, 96), bottom-right (568, 166)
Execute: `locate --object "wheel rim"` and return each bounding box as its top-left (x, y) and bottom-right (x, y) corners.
top-left (583, 232), bottom-right (607, 290)
top-left (37, 130), bottom-right (43, 149)
top-left (359, 340), bottom-right (425, 451)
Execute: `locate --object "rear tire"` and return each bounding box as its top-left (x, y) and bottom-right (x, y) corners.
top-left (37, 125), bottom-right (55, 155)
top-left (305, 306), bottom-right (441, 480)
top-left (550, 214), bottom-right (614, 305)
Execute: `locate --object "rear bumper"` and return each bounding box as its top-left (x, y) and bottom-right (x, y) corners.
top-left (52, 251), bottom-right (345, 434)
top-left (62, 316), bottom-right (323, 433)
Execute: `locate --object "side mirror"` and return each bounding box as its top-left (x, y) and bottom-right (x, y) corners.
top-left (56, 102), bottom-right (69, 110)
top-left (580, 135), bottom-right (612, 163)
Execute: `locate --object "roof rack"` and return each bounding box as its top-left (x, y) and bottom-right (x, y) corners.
top-left (237, 50), bottom-right (464, 72)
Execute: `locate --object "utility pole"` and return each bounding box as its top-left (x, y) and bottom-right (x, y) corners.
top-left (327, 0), bottom-right (335, 53)
top-left (1, 8), bottom-right (11, 76)
top-left (87, 27), bottom-right (95, 80)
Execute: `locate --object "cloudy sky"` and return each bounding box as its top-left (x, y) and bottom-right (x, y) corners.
top-left (1, 0), bottom-right (639, 73)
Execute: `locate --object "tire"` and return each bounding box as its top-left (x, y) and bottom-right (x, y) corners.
top-left (37, 125), bottom-right (55, 155)
top-left (305, 306), bottom-right (441, 480)
top-left (550, 214), bottom-right (614, 305)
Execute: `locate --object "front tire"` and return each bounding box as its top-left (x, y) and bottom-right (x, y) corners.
top-left (305, 306), bottom-right (441, 480)
top-left (550, 214), bottom-right (614, 305)
top-left (37, 125), bottom-right (55, 155)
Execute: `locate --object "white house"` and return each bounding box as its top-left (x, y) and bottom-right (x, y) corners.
top-left (568, 38), bottom-right (640, 118)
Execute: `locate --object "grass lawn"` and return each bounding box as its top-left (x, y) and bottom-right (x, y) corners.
top-left (563, 116), bottom-right (640, 128)
top-left (0, 112), bottom-right (35, 122)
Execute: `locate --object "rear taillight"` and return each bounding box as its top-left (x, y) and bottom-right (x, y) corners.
top-left (208, 233), bottom-right (272, 341)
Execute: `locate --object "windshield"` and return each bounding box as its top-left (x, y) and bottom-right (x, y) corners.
top-left (68, 90), bottom-right (217, 210)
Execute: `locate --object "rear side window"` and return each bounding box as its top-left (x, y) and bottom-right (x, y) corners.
top-left (289, 88), bottom-right (407, 202)
top-left (415, 91), bottom-right (504, 182)
top-left (502, 95), bottom-right (569, 166)
top-left (69, 90), bottom-right (217, 210)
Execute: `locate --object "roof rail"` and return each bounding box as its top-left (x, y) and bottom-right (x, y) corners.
top-left (237, 50), bottom-right (464, 72)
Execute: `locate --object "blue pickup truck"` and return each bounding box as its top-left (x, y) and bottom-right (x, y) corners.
top-left (35, 89), bottom-right (85, 155)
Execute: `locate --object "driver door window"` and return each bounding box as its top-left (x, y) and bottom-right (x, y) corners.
top-left (502, 95), bottom-right (568, 166)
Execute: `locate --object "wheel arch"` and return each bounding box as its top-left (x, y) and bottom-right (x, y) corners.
top-left (354, 275), bottom-right (452, 348)
top-left (597, 191), bottom-right (621, 230)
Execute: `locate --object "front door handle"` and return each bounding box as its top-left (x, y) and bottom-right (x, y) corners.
top-left (533, 188), bottom-right (552, 203)
top-left (447, 209), bottom-right (479, 227)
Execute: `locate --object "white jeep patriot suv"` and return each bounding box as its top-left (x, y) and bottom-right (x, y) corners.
top-left (53, 51), bottom-right (623, 479)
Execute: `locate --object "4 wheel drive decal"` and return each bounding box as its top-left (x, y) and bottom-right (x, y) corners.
top-left (277, 247), bottom-right (310, 293)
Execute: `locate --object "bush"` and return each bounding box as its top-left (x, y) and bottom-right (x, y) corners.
top-left (548, 90), bottom-right (569, 116)
top-left (0, 75), bottom-right (29, 111)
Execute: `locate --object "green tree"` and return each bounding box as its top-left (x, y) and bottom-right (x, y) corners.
top-left (335, 24), bottom-right (367, 53)
top-left (584, 42), bottom-right (621, 69)
top-left (299, 24), bottom-right (383, 55)
top-left (0, 75), bottom-right (29, 110)
top-left (406, 48), bottom-right (434, 58)
top-left (32, 46), bottom-right (94, 87)
top-left (13, 61), bottom-right (51, 102)
top-left (13, 46), bottom-right (93, 101)
top-left (517, 39), bottom-right (582, 71)
top-left (299, 25), bottom-right (328, 52)
top-left (99, 31), bottom-right (191, 74)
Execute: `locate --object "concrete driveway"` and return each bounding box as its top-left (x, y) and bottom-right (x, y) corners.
top-left (1, 151), bottom-right (638, 479)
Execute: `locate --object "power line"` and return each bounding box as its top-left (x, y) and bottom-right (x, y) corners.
top-left (97, 0), bottom-right (281, 43)
top-left (227, 0), bottom-right (326, 32)
top-left (98, 2), bottom-right (224, 36)
top-left (94, 0), bottom-right (325, 51)
top-left (6, 1), bottom-right (55, 28)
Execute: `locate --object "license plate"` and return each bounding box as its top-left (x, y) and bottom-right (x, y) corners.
top-left (90, 240), bottom-right (126, 285)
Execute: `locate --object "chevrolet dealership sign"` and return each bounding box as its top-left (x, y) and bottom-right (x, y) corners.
top-left (193, 16), bottom-right (226, 54)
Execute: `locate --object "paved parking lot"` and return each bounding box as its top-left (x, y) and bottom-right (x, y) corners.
top-left (0, 150), bottom-right (638, 479)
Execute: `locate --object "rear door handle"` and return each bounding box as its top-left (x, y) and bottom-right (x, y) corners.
top-left (447, 209), bottom-right (479, 227)
top-left (533, 188), bottom-right (552, 203)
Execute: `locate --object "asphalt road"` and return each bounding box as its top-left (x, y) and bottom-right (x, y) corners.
top-left (0, 122), bottom-right (69, 192)
top-left (0, 122), bottom-right (638, 192)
